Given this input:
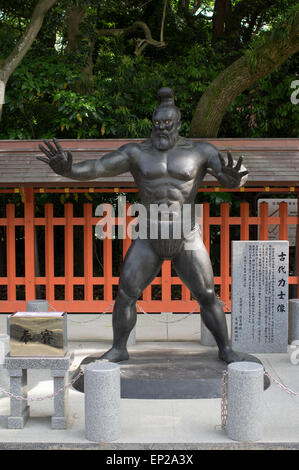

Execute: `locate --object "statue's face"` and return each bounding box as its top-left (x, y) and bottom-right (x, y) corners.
top-left (151, 108), bottom-right (181, 151)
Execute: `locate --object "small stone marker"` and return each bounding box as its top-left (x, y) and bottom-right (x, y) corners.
top-left (26, 300), bottom-right (49, 312)
top-left (84, 360), bottom-right (120, 442)
top-left (232, 241), bottom-right (289, 353)
top-left (289, 299), bottom-right (299, 344)
top-left (226, 361), bottom-right (264, 442)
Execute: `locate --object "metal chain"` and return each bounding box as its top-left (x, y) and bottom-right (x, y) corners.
top-left (264, 370), bottom-right (299, 396)
top-left (68, 303), bottom-right (114, 324)
top-left (220, 370), bottom-right (228, 429)
top-left (0, 368), bottom-right (85, 402)
top-left (219, 368), bottom-right (299, 431)
top-left (136, 302), bottom-right (200, 324)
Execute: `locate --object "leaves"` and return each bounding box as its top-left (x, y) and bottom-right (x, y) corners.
top-left (0, 0), bottom-right (298, 139)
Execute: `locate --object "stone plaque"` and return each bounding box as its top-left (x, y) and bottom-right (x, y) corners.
top-left (232, 241), bottom-right (289, 353)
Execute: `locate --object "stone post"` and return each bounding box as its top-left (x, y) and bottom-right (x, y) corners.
top-left (226, 361), bottom-right (264, 442)
top-left (84, 360), bottom-right (120, 442)
top-left (26, 300), bottom-right (49, 312)
top-left (289, 299), bottom-right (299, 344)
top-left (7, 369), bottom-right (30, 429)
top-left (51, 370), bottom-right (69, 429)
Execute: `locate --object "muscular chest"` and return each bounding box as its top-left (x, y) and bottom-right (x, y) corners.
top-left (134, 148), bottom-right (200, 182)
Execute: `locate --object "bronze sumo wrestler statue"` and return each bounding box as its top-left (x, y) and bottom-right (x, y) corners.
top-left (38, 87), bottom-right (248, 366)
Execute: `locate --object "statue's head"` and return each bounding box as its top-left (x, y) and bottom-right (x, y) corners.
top-left (151, 87), bottom-right (181, 151)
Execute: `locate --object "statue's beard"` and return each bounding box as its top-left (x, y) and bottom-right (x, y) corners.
top-left (151, 129), bottom-right (178, 150)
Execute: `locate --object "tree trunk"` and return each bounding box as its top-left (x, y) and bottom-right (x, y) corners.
top-left (0, 0), bottom-right (58, 121)
top-left (190, 15), bottom-right (299, 137)
top-left (65, 4), bottom-right (87, 52)
top-left (212, 0), bottom-right (228, 43)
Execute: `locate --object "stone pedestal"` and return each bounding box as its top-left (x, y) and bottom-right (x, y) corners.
top-left (226, 361), bottom-right (264, 442)
top-left (4, 353), bottom-right (73, 429)
top-left (84, 361), bottom-right (120, 442)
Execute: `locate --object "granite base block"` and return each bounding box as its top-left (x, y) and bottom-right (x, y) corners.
top-left (7, 406), bottom-right (30, 429)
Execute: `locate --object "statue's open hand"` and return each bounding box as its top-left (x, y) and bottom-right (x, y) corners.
top-left (206, 150), bottom-right (248, 188)
top-left (37, 138), bottom-right (72, 176)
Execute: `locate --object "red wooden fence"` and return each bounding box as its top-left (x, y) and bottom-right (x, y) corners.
top-left (0, 188), bottom-right (298, 313)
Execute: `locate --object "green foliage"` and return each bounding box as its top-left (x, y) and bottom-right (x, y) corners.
top-left (221, 54), bottom-right (299, 138)
top-left (0, 0), bottom-right (298, 139)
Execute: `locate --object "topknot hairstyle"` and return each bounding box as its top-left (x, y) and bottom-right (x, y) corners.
top-left (154, 87), bottom-right (181, 121)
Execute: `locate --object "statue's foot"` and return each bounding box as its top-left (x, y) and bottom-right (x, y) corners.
top-left (218, 346), bottom-right (271, 390)
top-left (218, 346), bottom-right (244, 364)
top-left (71, 347), bottom-right (129, 393)
top-left (100, 347), bottom-right (129, 363)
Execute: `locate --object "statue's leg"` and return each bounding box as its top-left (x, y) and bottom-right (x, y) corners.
top-left (172, 229), bottom-right (241, 364)
top-left (101, 238), bottom-right (162, 362)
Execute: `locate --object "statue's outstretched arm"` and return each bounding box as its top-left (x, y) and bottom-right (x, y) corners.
top-left (205, 145), bottom-right (248, 189)
top-left (37, 138), bottom-right (131, 181)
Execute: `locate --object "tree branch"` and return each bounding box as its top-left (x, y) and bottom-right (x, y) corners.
top-left (160, 0), bottom-right (168, 43)
top-left (190, 13), bottom-right (299, 137)
top-left (0, 0), bottom-right (58, 121)
top-left (97, 20), bottom-right (167, 55)
top-left (0, 0), bottom-right (58, 83)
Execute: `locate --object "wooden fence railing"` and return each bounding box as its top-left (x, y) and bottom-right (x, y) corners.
top-left (0, 189), bottom-right (298, 313)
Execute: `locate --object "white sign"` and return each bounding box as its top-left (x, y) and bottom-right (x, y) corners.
top-left (232, 241), bottom-right (289, 353)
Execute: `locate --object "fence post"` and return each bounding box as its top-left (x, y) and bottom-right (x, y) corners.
top-left (259, 202), bottom-right (269, 240)
top-left (24, 188), bottom-right (35, 301)
top-left (279, 201), bottom-right (288, 240)
top-left (45, 203), bottom-right (55, 303)
top-left (220, 203), bottom-right (230, 305)
top-left (84, 203), bottom-right (93, 303)
top-left (240, 202), bottom-right (249, 240)
top-left (6, 204), bottom-right (15, 302)
top-left (64, 203), bottom-right (73, 302)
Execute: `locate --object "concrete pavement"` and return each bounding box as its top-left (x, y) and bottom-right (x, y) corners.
top-left (0, 339), bottom-right (299, 450)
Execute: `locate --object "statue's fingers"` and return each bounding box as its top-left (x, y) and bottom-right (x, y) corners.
top-left (36, 156), bottom-right (50, 164)
top-left (206, 169), bottom-right (217, 178)
top-left (239, 170), bottom-right (248, 177)
top-left (53, 137), bottom-right (64, 154)
top-left (227, 150), bottom-right (233, 167)
top-left (235, 155), bottom-right (243, 171)
top-left (43, 139), bottom-right (57, 155)
top-left (38, 144), bottom-right (51, 159)
top-left (66, 150), bottom-right (73, 163)
top-left (218, 151), bottom-right (226, 167)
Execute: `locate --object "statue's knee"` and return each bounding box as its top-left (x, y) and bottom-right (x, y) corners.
top-left (118, 284), bottom-right (141, 301)
top-left (198, 288), bottom-right (216, 307)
